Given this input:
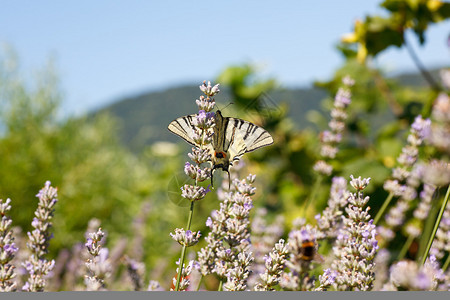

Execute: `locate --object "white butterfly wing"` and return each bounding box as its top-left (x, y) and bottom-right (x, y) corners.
top-left (168, 112), bottom-right (273, 167)
top-left (167, 115), bottom-right (197, 146)
top-left (225, 117), bottom-right (274, 161)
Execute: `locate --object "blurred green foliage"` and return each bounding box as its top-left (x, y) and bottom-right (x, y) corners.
top-left (341, 0), bottom-right (450, 63)
top-left (0, 53), bottom-right (152, 253)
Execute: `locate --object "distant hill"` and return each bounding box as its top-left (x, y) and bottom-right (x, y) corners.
top-left (95, 85), bottom-right (328, 152)
top-left (94, 68), bottom-right (444, 152)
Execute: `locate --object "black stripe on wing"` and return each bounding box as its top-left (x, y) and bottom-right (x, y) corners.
top-left (246, 130), bottom-right (274, 152)
top-left (167, 115), bottom-right (197, 146)
top-left (226, 117), bottom-right (274, 153)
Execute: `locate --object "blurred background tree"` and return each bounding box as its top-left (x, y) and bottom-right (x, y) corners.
top-left (0, 51), bottom-right (152, 252)
top-left (0, 51), bottom-right (199, 280)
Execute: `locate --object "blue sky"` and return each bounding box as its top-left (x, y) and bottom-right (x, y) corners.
top-left (1, 1), bottom-right (449, 115)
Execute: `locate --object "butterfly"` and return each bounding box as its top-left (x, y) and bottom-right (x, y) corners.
top-left (168, 110), bottom-right (274, 187)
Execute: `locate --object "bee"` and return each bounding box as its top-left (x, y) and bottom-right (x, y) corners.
top-left (299, 240), bottom-right (315, 261)
top-left (298, 239), bottom-right (324, 262)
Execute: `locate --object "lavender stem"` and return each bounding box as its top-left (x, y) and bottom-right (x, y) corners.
top-left (175, 200), bottom-right (195, 291)
top-left (420, 184), bottom-right (450, 266)
top-left (397, 235), bottom-right (414, 260)
top-left (302, 175), bottom-right (323, 217)
top-left (373, 192), bottom-right (394, 225)
top-left (196, 275), bottom-right (203, 291)
top-left (443, 254), bottom-right (450, 272)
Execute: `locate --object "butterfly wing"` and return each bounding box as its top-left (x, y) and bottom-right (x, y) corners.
top-left (224, 116), bottom-right (274, 161)
top-left (167, 114), bottom-right (198, 146)
top-left (168, 111), bottom-right (273, 162)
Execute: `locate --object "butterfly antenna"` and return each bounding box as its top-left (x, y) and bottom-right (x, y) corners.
top-left (227, 170), bottom-right (231, 190)
top-left (215, 102), bottom-right (234, 112)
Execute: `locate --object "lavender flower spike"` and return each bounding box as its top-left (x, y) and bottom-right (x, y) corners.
top-left (378, 115), bottom-right (432, 239)
top-left (123, 255), bottom-right (145, 291)
top-left (84, 227), bottom-right (112, 291)
top-left (323, 175), bottom-right (378, 291)
top-left (22, 181), bottom-right (58, 292)
top-left (428, 92), bottom-right (450, 153)
top-left (254, 239), bottom-right (289, 291)
top-left (173, 81), bottom-right (218, 291)
top-left (171, 260), bottom-right (194, 291)
top-left (313, 76), bottom-right (354, 176)
top-left (316, 176), bottom-right (349, 239)
top-left (384, 256), bottom-right (446, 291)
top-left (0, 198), bottom-right (18, 292)
top-left (170, 228), bottom-right (201, 247)
top-left (197, 171), bottom-right (256, 290)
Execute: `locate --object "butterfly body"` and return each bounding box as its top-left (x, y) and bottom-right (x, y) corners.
top-left (168, 110), bottom-right (274, 185)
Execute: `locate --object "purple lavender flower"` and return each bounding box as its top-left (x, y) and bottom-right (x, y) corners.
top-left (199, 81), bottom-right (220, 97)
top-left (323, 176), bottom-right (378, 291)
top-left (123, 255), bottom-right (145, 291)
top-left (84, 227), bottom-right (111, 291)
top-left (373, 249), bottom-right (391, 290)
top-left (223, 251), bottom-right (255, 291)
top-left (22, 181), bottom-right (57, 292)
top-left (316, 176), bottom-right (348, 239)
top-left (254, 239), bottom-right (289, 291)
top-left (196, 95), bottom-right (215, 112)
top-left (197, 172), bottom-right (256, 290)
top-left (314, 77), bottom-right (353, 175)
top-left (380, 116), bottom-right (432, 240)
top-left (313, 160), bottom-right (332, 176)
top-left (405, 182), bottom-right (437, 239)
top-left (427, 91), bottom-right (450, 154)
top-left (171, 260), bottom-right (195, 291)
top-left (411, 115), bottom-right (431, 140)
top-left (430, 203), bottom-right (450, 260)
top-left (3, 243), bottom-right (18, 255)
top-left (172, 81), bottom-right (219, 291)
top-left (422, 159), bottom-right (450, 187)
top-left (0, 198), bottom-right (18, 292)
top-left (315, 269), bottom-right (338, 291)
top-left (349, 175), bottom-right (371, 191)
top-left (247, 208), bottom-right (285, 289)
top-left (184, 162), bottom-right (210, 182)
top-left (192, 110), bottom-right (215, 129)
top-left (85, 238), bottom-right (94, 250)
top-left (385, 256), bottom-right (446, 291)
top-left (188, 147), bottom-right (211, 164)
top-left (170, 228), bottom-right (201, 247)
top-left (180, 184), bottom-right (208, 201)
top-left (147, 280), bottom-right (165, 291)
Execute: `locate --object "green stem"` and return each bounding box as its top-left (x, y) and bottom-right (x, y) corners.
top-left (420, 185), bottom-right (450, 266)
top-left (218, 279), bottom-right (223, 291)
top-left (443, 254), bottom-right (450, 272)
top-left (398, 235), bottom-right (415, 261)
top-left (417, 195), bottom-right (440, 262)
top-left (373, 192), bottom-right (394, 225)
top-left (303, 175), bottom-right (323, 217)
top-left (175, 201), bottom-right (195, 291)
top-left (196, 275), bottom-right (203, 291)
